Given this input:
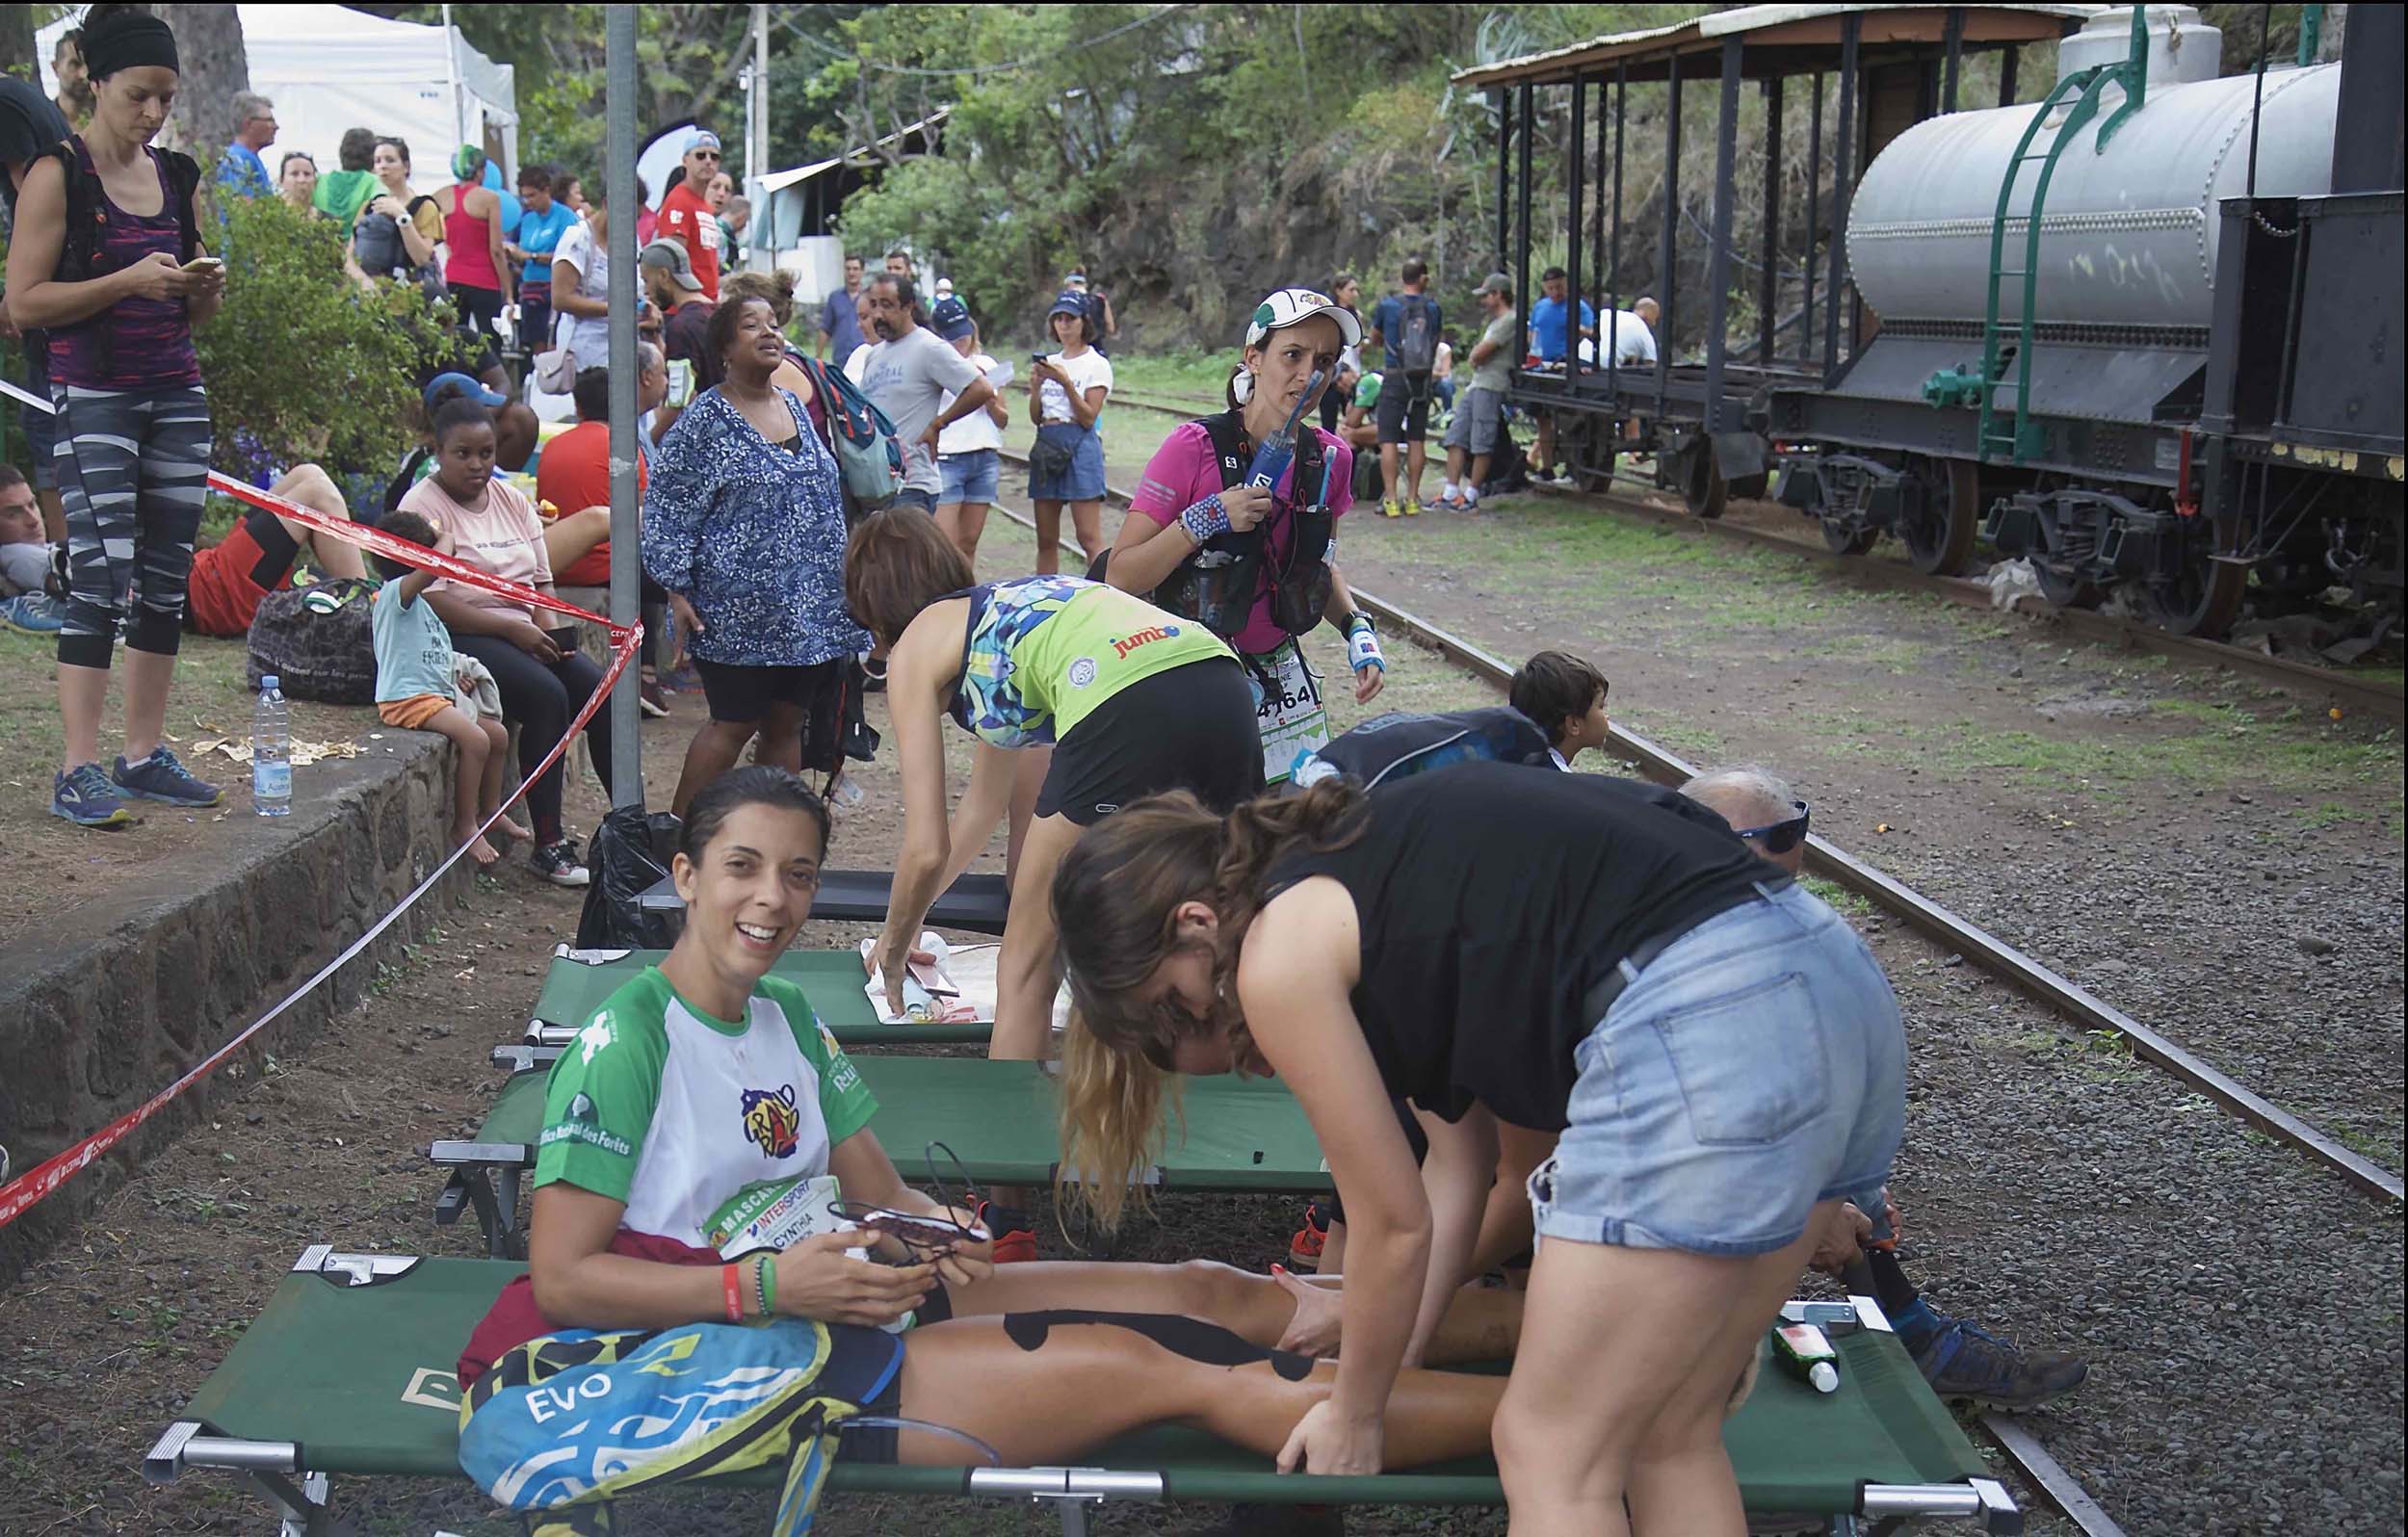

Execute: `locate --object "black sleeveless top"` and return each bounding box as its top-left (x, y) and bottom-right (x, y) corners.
top-left (1265, 763), bottom-right (1767, 1131)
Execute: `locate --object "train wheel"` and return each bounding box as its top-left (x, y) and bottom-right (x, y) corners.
top-left (2145, 541), bottom-right (2249, 638)
top-left (2033, 560), bottom-right (2097, 609)
top-left (1821, 521), bottom-right (1879, 556)
top-left (1684, 451), bottom-right (1727, 520)
top-left (1899, 457), bottom-right (1979, 577)
top-left (1571, 449), bottom-right (1617, 493)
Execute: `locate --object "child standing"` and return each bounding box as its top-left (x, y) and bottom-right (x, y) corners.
top-left (1507, 649), bottom-right (1610, 769)
top-left (372, 508), bottom-right (523, 866)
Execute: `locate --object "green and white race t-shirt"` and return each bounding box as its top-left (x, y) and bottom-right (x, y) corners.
top-left (534, 967), bottom-right (879, 1251)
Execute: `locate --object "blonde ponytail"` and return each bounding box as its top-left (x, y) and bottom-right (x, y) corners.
top-left (1054, 1005), bottom-right (1178, 1233)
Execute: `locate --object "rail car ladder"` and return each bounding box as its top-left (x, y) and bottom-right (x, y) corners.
top-left (1928, 6), bottom-right (2152, 463)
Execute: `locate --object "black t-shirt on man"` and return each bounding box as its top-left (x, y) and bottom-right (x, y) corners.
top-left (1265, 762), bottom-right (1767, 1132)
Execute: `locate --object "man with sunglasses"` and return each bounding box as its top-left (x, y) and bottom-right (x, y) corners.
top-left (655, 131), bottom-right (725, 301)
top-left (1681, 767), bottom-right (2090, 1411)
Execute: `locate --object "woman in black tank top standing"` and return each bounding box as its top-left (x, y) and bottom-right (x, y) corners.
top-left (1049, 764), bottom-right (1906, 1531)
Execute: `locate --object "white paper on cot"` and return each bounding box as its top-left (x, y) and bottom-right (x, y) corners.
top-left (1251, 638), bottom-right (1329, 787)
top-left (859, 933), bottom-right (981, 1024)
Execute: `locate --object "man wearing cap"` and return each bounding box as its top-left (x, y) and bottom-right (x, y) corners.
top-left (1438, 273), bottom-right (1517, 512)
top-left (654, 131), bottom-right (724, 301)
top-left (857, 272), bottom-right (994, 514)
top-left (641, 238), bottom-right (718, 444)
top-left (929, 296), bottom-right (1008, 563)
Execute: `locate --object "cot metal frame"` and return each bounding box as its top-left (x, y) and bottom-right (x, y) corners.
top-left (144, 1251), bottom-right (2021, 1537)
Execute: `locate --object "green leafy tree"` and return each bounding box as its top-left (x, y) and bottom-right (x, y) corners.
top-left (196, 194), bottom-right (458, 479)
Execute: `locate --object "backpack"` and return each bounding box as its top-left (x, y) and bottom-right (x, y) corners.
top-left (1392, 295), bottom-right (1438, 374)
top-left (353, 210), bottom-right (406, 279)
top-left (1152, 410), bottom-right (1332, 643)
top-left (1350, 435), bottom-right (1384, 503)
top-left (795, 354), bottom-right (903, 507)
top-left (1292, 705), bottom-right (1557, 790)
top-left (1480, 430), bottom-right (1531, 498)
top-left (245, 577), bottom-right (380, 704)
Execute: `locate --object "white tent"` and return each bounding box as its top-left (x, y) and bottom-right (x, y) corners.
top-left (38, 5), bottom-right (517, 179)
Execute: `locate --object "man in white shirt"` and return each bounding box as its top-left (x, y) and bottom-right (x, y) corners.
top-left (929, 297), bottom-right (1009, 564)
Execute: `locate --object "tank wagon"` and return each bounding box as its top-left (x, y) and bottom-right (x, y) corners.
top-left (1456, 4), bottom-right (2402, 638)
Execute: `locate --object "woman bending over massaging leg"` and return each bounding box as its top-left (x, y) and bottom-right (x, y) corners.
top-left (457, 769), bottom-right (1638, 1536)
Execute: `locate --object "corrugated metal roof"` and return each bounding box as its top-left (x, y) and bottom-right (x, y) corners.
top-left (1452, 4), bottom-right (2098, 89)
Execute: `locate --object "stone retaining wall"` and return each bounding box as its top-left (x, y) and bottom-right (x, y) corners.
top-left (0, 733), bottom-right (465, 1283)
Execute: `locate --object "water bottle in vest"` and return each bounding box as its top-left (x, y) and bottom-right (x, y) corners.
top-left (253, 675), bottom-right (291, 817)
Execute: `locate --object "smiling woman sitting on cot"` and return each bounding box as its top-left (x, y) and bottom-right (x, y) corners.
top-left (455, 767), bottom-right (1637, 1537)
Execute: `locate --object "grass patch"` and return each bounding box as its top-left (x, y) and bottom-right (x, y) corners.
top-left (1105, 350), bottom-right (1232, 404)
top-left (1802, 875), bottom-right (1874, 917)
top-left (0, 629), bottom-right (265, 791)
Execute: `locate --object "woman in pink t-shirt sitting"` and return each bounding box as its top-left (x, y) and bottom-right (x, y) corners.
top-left (1104, 287), bottom-right (1388, 790)
top-left (402, 398), bottom-right (618, 887)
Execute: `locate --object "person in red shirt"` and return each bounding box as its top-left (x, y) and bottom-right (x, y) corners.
top-left (537, 356), bottom-right (672, 713)
top-left (653, 131), bottom-right (723, 301)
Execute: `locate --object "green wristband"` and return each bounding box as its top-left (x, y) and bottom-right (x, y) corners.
top-left (754, 1254), bottom-right (775, 1317)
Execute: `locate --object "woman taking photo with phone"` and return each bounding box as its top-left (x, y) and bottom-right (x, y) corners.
top-left (5, 3), bottom-right (227, 827)
top-left (1106, 287), bottom-right (1385, 788)
top-left (1026, 289), bottom-right (1112, 575)
top-left (1050, 764), bottom-right (1904, 1529)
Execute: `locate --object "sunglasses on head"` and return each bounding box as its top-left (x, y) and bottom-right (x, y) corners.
top-left (1736, 800), bottom-right (1811, 855)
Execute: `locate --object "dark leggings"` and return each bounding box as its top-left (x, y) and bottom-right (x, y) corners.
top-left (453, 631), bottom-right (616, 845)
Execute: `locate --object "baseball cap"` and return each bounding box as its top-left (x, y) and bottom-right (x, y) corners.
top-left (1243, 287), bottom-right (1363, 351)
top-left (933, 277), bottom-right (955, 300)
top-left (1472, 271), bottom-right (1512, 298)
top-left (930, 296), bottom-right (976, 342)
top-left (422, 370), bottom-right (507, 410)
top-left (1047, 290), bottom-right (1088, 320)
top-left (639, 238), bottom-right (704, 293)
top-left (688, 130), bottom-right (722, 153)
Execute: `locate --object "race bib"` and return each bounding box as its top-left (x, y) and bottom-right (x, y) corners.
top-left (705, 1172), bottom-right (849, 1259)
top-left (1250, 639), bottom-right (1329, 787)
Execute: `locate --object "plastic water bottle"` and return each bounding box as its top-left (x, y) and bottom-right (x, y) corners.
top-left (252, 674), bottom-right (291, 817)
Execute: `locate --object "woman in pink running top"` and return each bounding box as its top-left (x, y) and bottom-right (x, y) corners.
top-left (434, 144), bottom-right (512, 345)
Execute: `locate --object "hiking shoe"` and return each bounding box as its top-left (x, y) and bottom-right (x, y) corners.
top-left (1378, 500), bottom-right (1402, 519)
top-left (0, 592), bottom-right (65, 634)
top-left (532, 839), bottom-right (591, 888)
top-left (52, 763), bottom-right (134, 827)
top-left (973, 1198), bottom-right (1037, 1264)
top-left (1288, 1198), bottom-right (1333, 1271)
top-left (113, 745), bottom-right (222, 807)
top-left (638, 679), bottom-right (671, 718)
top-left (1912, 1315), bottom-right (2089, 1410)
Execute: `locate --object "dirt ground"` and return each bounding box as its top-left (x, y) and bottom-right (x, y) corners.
top-left (1, 470), bottom-right (2399, 1533)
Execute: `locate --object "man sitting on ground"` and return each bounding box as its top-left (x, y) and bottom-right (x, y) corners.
top-left (184, 464), bottom-right (370, 639)
top-left (0, 464), bottom-right (65, 632)
top-left (1681, 765), bottom-right (2090, 1410)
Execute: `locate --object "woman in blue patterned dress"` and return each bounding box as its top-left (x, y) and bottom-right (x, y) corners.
top-left (644, 296), bottom-right (869, 817)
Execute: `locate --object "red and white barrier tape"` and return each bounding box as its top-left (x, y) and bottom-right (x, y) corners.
top-left (0, 377), bottom-right (642, 1230)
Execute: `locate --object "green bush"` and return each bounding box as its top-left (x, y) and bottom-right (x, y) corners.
top-left (196, 194), bottom-right (471, 481)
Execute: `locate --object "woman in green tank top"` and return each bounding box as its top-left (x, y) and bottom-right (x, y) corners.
top-left (843, 511), bottom-right (1263, 1217)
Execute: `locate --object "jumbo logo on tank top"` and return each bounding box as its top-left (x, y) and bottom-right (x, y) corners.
top-left (739, 1085), bottom-right (802, 1159)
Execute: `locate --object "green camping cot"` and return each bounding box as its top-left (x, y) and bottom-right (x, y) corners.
top-left (144, 1247), bottom-right (2022, 1535)
top-left (432, 1049), bottom-right (1331, 1258)
top-left (634, 868), bottom-right (1013, 933)
top-left (526, 945), bottom-right (995, 1049)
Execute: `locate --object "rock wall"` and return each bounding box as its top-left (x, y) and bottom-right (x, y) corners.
top-left (0, 735), bottom-right (465, 1283)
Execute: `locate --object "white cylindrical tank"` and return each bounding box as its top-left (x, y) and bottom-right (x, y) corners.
top-left (2057, 5), bottom-right (2223, 89)
top-left (1846, 62), bottom-right (2341, 329)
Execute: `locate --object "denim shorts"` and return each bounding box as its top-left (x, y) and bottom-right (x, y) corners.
top-left (1030, 421), bottom-right (1106, 502)
top-left (939, 448), bottom-right (1000, 505)
top-left (1529, 881), bottom-right (1905, 1256)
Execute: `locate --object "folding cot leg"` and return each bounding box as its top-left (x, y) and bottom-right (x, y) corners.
top-left (965, 1468), bottom-right (1161, 1535)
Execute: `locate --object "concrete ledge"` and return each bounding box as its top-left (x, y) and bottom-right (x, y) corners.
top-left (0, 729), bottom-right (467, 1282)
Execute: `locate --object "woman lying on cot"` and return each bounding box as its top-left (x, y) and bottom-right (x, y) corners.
top-left (456, 768), bottom-right (1610, 1537)
top-left (1050, 763), bottom-right (1902, 1534)
top-left (843, 508), bottom-right (1266, 1249)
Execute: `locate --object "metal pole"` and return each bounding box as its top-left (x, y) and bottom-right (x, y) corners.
top-left (1567, 74), bottom-right (1586, 379)
top-left (1823, 14), bottom-right (1859, 385)
top-left (1514, 82), bottom-right (1533, 378)
top-left (1758, 75), bottom-right (1783, 365)
top-left (1804, 72), bottom-right (1820, 354)
top-left (1942, 7), bottom-right (1965, 113)
top-left (1608, 64), bottom-right (1626, 392)
top-left (1493, 90), bottom-right (1509, 273)
top-left (604, 5), bottom-right (642, 808)
top-left (751, 2), bottom-right (770, 273)
top-left (1702, 37), bottom-right (1741, 432)
top-left (1654, 51), bottom-right (1681, 421)
top-left (441, 3), bottom-right (463, 154)
top-left (2000, 44), bottom-right (2021, 108)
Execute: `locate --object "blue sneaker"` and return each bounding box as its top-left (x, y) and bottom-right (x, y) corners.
top-left (113, 745), bottom-right (223, 808)
top-left (1912, 1313), bottom-right (2089, 1410)
top-left (0, 592), bottom-right (65, 635)
top-left (51, 763), bottom-right (134, 827)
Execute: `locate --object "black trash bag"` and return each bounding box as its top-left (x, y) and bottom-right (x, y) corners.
top-left (574, 804), bottom-right (686, 951)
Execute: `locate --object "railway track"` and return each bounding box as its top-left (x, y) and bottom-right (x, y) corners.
top-left (1101, 389), bottom-right (2406, 727)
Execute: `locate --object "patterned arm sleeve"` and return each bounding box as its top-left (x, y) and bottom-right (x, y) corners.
top-left (641, 412), bottom-right (710, 596)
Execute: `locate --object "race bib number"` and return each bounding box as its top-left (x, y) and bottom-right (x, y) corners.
top-left (1251, 639), bottom-right (1329, 786)
top-left (705, 1173), bottom-right (848, 1258)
